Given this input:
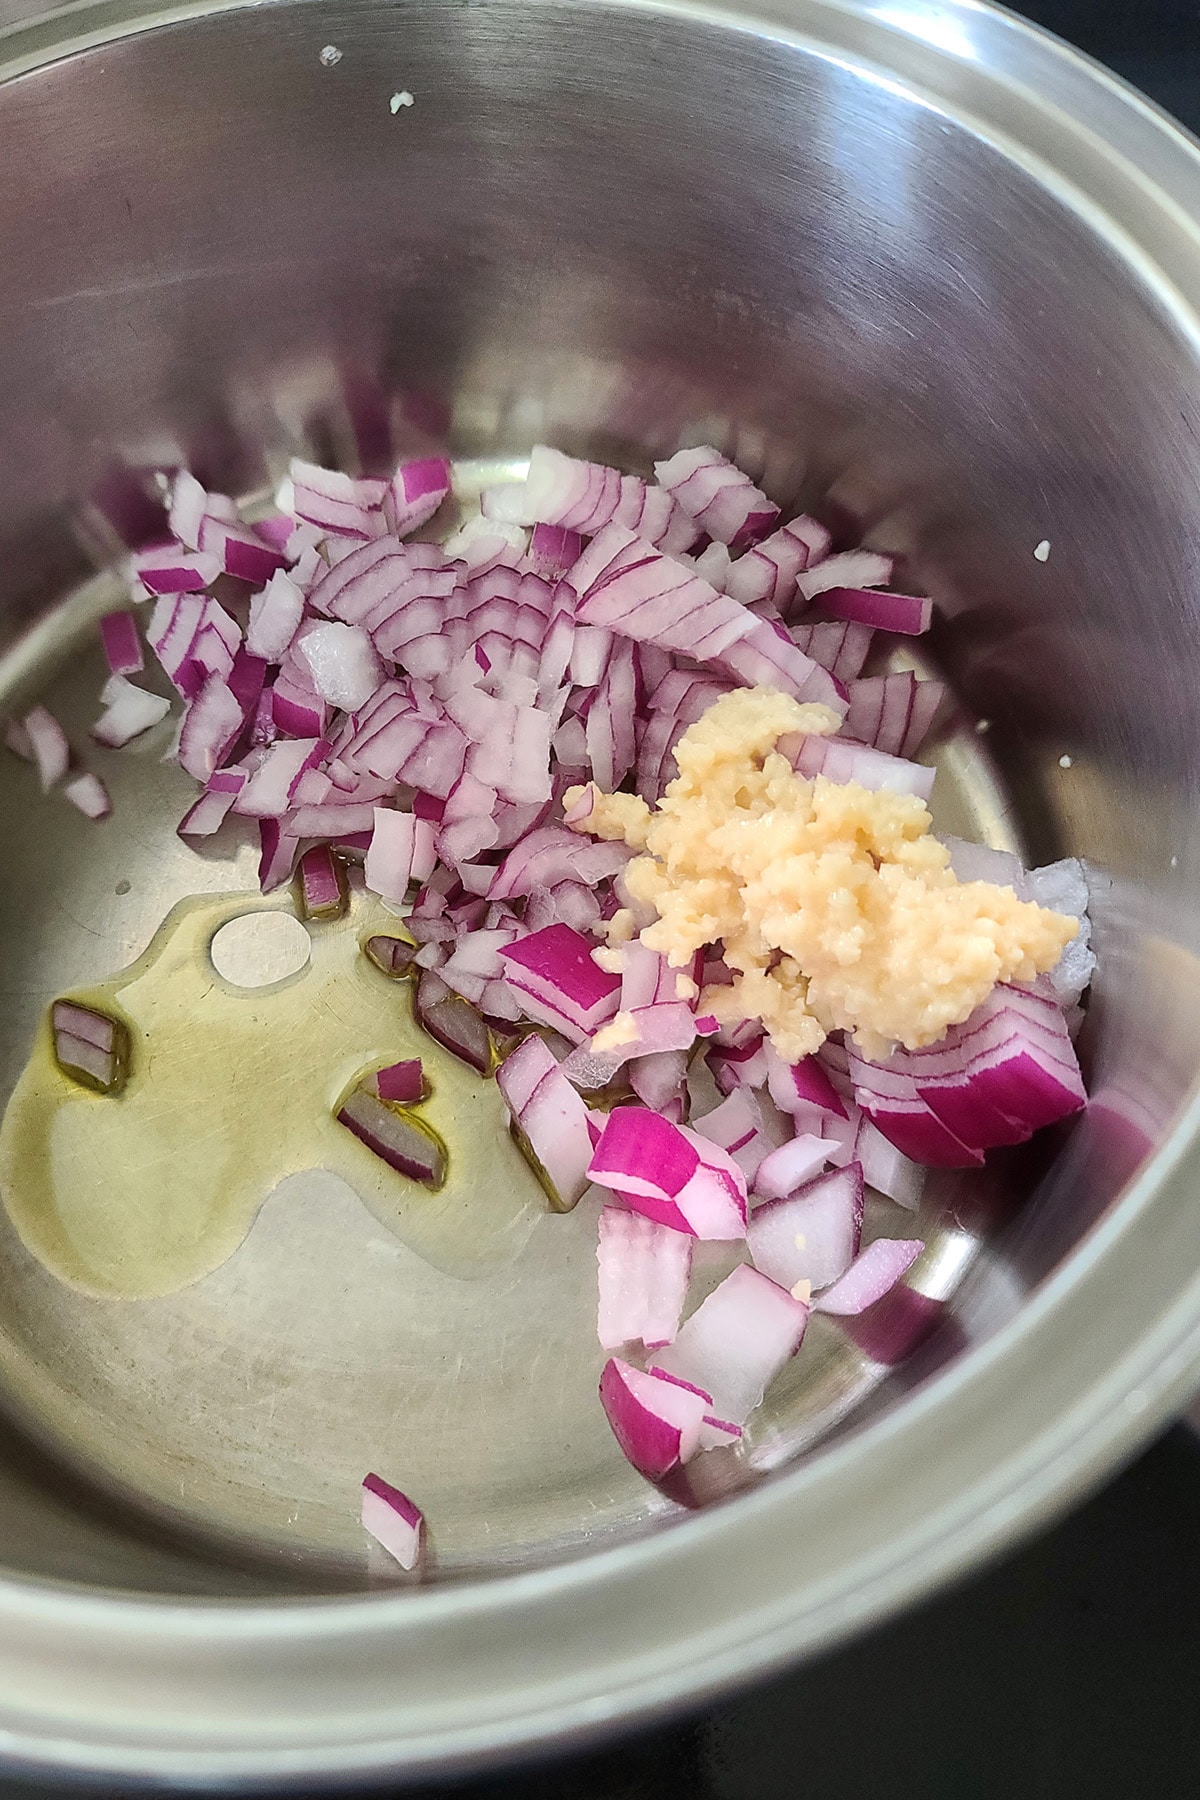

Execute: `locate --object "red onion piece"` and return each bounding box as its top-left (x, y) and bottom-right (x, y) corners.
top-left (751, 1132), bottom-right (836, 1200)
top-left (296, 621), bottom-right (384, 714)
top-left (725, 515), bottom-right (831, 606)
top-left (99, 610), bottom-right (144, 676)
top-left (62, 772), bottom-right (111, 821)
top-left (818, 587), bottom-right (932, 636)
top-left (746, 1163), bottom-right (865, 1293)
top-left (586, 1107), bottom-right (747, 1240)
top-left (654, 446), bottom-right (780, 550)
top-left (794, 733), bottom-right (935, 801)
top-left (372, 1059), bottom-right (427, 1104)
top-left (790, 619), bottom-right (874, 683)
top-left (22, 705), bottom-right (70, 791)
top-left (652, 1264), bottom-right (808, 1427)
top-left (386, 456), bottom-right (452, 538)
top-left (797, 549), bottom-right (893, 602)
top-left (297, 844), bottom-right (347, 920)
top-left (337, 1085), bottom-right (446, 1186)
top-left (415, 969), bottom-right (496, 1075)
top-left (499, 923), bottom-right (621, 1043)
top-left (129, 544), bottom-right (221, 598)
top-left (246, 570), bottom-right (305, 661)
top-left (363, 934), bottom-right (419, 978)
top-left (814, 1237), bottom-right (924, 1315)
top-left (598, 1356), bottom-right (708, 1479)
top-left (178, 768), bottom-right (245, 838)
top-left (691, 1088), bottom-right (785, 1184)
top-left (497, 1034), bottom-right (595, 1210)
top-left (52, 999), bottom-right (129, 1093)
top-left (596, 1205), bottom-right (693, 1352)
top-left (361, 1472), bottom-right (424, 1569)
top-left (364, 809), bottom-right (437, 904)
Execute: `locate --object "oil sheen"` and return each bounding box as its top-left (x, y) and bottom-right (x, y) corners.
top-left (0, 885), bottom-right (543, 1299)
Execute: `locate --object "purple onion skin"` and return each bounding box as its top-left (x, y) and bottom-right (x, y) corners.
top-left (363, 934), bottom-right (419, 978)
top-left (337, 1087), bottom-right (447, 1188)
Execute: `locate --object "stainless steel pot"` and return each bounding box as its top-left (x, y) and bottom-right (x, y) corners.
top-left (1, 0), bottom-right (1200, 1784)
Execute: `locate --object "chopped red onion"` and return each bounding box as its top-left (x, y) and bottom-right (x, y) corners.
top-left (845, 671), bottom-right (944, 759)
top-left (372, 1059), bottom-right (427, 1104)
top-left (99, 610), bottom-right (144, 676)
top-left (746, 1164), bottom-right (864, 1293)
top-left (246, 570), bottom-right (305, 661)
top-left (129, 544), bottom-right (221, 599)
top-left (415, 969), bottom-right (496, 1074)
top-left (52, 999), bottom-right (129, 1093)
top-left (22, 705), bottom-right (70, 791)
top-left (651, 1264), bottom-right (808, 1426)
top-left (296, 621), bottom-right (384, 713)
top-left (654, 446), bottom-right (779, 550)
top-left (797, 549), bottom-right (893, 602)
top-left (725, 514), bottom-right (832, 607)
top-left (790, 619), bottom-right (874, 684)
top-left (814, 1237), bottom-right (924, 1315)
top-left (751, 1132), bottom-right (836, 1200)
top-left (298, 844), bottom-right (347, 920)
top-left (691, 1088), bottom-right (786, 1184)
top-left (526, 521), bottom-right (584, 580)
top-left (337, 1084), bottom-right (446, 1186)
top-left (596, 1205), bottom-right (692, 1350)
top-left (497, 1034), bottom-right (595, 1210)
top-left (364, 808), bottom-right (436, 904)
top-left (598, 1356), bottom-right (708, 1479)
top-left (361, 1472), bottom-right (424, 1569)
top-left (586, 1107), bottom-right (747, 1239)
top-left (363, 934), bottom-right (419, 978)
top-left (62, 772), bottom-right (111, 821)
top-left (178, 768), bottom-right (245, 838)
top-left (499, 923), bottom-right (621, 1043)
top-left (818, 587), bottom-right (932, 636)
top-left (794, 733), bottom-right (936, 802)
top-left (386, 456), bottom-right (452, 538)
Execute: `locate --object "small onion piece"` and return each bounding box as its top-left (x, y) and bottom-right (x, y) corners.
top-left (814, 1237), bottom-right (925, 1315)
top-left (596, 1206), bottom-right (692, 1350)
top-left (372, 1059), bottom-right (427, 1104)
top-left (746, 1164), bottom-right (865, 1293)
top-left (63, 772), bottom-right (112, 821)
top-left (652, 1264), bottom-right (808, 1427)
top-left (654, 446), bottom-right (779, 550)
top-left (598, 1356), bottom-right (708, 1480)
top-left (363, 933), bottom-right (419, 979)
top-left (817, 587), bottom-right (932, 636)
top-left (22, 705), bottom-right (70, 791)
top-left (361, 1472), bottom-right (424, 1570)
top-left (99, 610), bottom-right (144, 676)
top-left (51, 999), bottom-right (129, 1093)
top-left (297, 844), bottom-right (347, 920)
top-left (364, 808), bottom-right (437, 905)
top-left (415, 969), bottom-right (497, 1075)
top-left (336, 1084), bottom-right (447, 1186)
top-left (178, 769), bottom-right (245, 838)
top-left (586, 1106), bottom-right (748, 1240)
top-left (497, 1034), bottom-right (595, 1210)
top-left (499, 923), bottom-right (621, 1044)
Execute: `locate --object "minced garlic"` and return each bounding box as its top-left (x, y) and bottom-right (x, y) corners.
top-left (565, 686), bottom-right (1076, 1062)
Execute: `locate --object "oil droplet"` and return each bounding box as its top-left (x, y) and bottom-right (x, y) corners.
top-left (0, 885), bottom-right (543, 1299)
top-left (115, 878), bottom-right (131, 896)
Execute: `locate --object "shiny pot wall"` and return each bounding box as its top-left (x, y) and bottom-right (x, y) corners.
top-left (1, 0), bottom-right (1200, 1784)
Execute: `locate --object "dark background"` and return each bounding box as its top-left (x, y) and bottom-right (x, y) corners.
top-left (412, 6), bottom-right (1200, 1794)
top-left (8, 3), bottom-right (1200, 1796)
